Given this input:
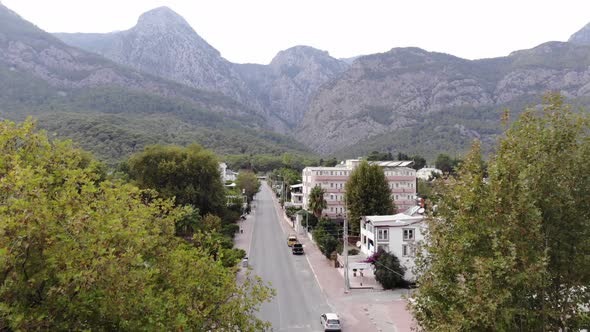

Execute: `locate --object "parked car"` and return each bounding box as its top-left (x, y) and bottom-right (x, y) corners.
top-left (320, 313), bottom-right (341, 331)
top-left (287, 234), bottom-right (298, 247)
top-left (292, 243), bottom-right (304, 255)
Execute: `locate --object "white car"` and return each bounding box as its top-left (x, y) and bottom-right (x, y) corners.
top-left (320, 313), bottom-right (341, 331)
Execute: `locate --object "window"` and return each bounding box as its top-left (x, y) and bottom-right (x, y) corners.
top-left (403, 228), bottom-right (415, 241)
top-left (402, 244), bottom-right (415, 257)
top-left (362, 235), bottom-right (366, 244)
top-left (330, 207), bottom-right (334, 212)
top-left (330, 182), bottom-right (334, 188)
top-left (330, 194), bottom-right (334, 200)
top-left (377, 228), bottom-right (389, 241)
top-left (396, 183), bottom-right (399, 188)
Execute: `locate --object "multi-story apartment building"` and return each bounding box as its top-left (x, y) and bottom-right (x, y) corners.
top-left (301, 160), bottom-right (417, 219)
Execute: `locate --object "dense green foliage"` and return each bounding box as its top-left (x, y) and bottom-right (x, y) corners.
top-left (369, 249), bottom-right (407, 289)
top-left (345, 161), bottom-right (395, 234)
top-left (308, 186), bottom-right (327, 218)
top-left (434, 153), bottom-right (462, 174)
top-left (0, 119), bottom-right (273, 331)
top-left (125, 144), bottom-right (225, 216)
top-left (412, 94), bottom-right (590, 331)
top-left (236, 170), bottom-right (261, 203)
top-left (312, 218), bottom-right (340, 259)
top-left (224, 153), bottom-right (319, 173)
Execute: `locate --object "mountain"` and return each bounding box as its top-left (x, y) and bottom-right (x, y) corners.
top-left (54, 7), bottom-right (287, 128)
top-left (0, 3), bottom-right (311, 164)
top-left (298, 42), bottom-right (590, 157)
top-left (568, 22), bottom-right (590, 45)
top-left (235, 46), bottom-right (348, 125)
top-left (55, 7), bottom-right (349, 129)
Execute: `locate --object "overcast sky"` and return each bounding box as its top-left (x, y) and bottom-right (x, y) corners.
top-left (3, 0), bottom-right (590, 64)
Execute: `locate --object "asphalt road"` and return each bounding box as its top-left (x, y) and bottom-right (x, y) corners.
top-left (250, 183), bottom-right (333, 332)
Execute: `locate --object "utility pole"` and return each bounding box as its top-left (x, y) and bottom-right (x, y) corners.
top-left (343, 215), bottom-right (350, 292)
top-left (343, 200), bottom-right (350, 293)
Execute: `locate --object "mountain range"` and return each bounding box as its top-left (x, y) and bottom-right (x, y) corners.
top-left (0, 4), bottom-right (311, 164)
top-left (4, 4), bottom-right (590, 162)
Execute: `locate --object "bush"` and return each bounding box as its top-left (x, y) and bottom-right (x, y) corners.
top-left (373, 249), bottom-right (407, 289)
top-left (286, 206), bottom-right (302, 218)
top-left (221, 223), bottom-right (240, 238)
top-left (348, 248), bottom-right (359, 256)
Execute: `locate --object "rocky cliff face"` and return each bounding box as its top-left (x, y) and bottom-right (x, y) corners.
top-left (298, 43), bottom-right (590, 154)
top-left (0, 3), bottom-right (265, 125)
top-left (55, 7), bottom-right (283, 127)
top-left (56, 8), bottom-right (349, 130)
top-left (235, 46), bottom-right (348, 125)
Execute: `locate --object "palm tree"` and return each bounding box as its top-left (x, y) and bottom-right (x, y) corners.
top-left (308, 185), bottom-right (327, 218)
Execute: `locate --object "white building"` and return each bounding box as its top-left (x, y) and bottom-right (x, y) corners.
top-left (219, 162), bottom-right (238, 183)
top-left (359, 206), bottom-right (426, 281)
top-left (302, 159), bottom-right (417, 218)
top-left (289, 183), bottom-right (304, 208)
top-left (416, 167), bottom-right (442, 181)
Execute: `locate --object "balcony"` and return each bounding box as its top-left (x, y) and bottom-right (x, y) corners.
top-left (386, 176), bottom-right (416, 181)
top-left (389, 188), bottom-right (416, 194)
top-left (313, 175), bottom-right (349, 181)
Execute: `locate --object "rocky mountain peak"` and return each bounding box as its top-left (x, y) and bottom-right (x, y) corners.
top-left (271, 46), bottom-right (329, 63)
top-left (131, 6), bottom-right (220, 58)
top-left (568, 22), bottom-right (590, 45)
top-left (269, 45), bottom-right (348, 78)
top-left (136, 6), bottom-right (190, 29)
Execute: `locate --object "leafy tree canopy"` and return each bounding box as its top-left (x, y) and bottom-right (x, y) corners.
top-left (0, 119), bottom-right (273, 331)
top-left (434, 153), bottom-right (461, 174)
top-left (237, 170), bottom-right (261, 203)
top-left (125, 143), bottom-right (225, 216)
top-left (413, 93), bottom-right (590, 331)
top-left (345, 161), bottom-right (395, 234)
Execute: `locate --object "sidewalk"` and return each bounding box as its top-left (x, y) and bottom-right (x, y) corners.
top-left (267, 182), bottom-right (417, 332)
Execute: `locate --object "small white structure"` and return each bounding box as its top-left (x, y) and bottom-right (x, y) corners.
top-left (360, 206), bottom-right (426, 281)
top-left (289, 183), bottom-right (304, 207)
top-left (219, 162), bottom-right (238, 182)
top-left (416, 167), bottom-right (442, 181)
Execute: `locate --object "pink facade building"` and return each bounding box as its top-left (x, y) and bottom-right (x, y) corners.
top-left (302, 160), bottom-right (417, 219)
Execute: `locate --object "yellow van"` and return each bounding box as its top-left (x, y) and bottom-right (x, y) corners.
top-left (287, 234), bottom-right (298, 247)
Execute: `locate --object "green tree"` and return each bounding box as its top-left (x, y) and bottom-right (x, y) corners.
top-left (0, 119), bottom-right (273, 331)
top-left (411, 154), bottom-right (427, 170)
top-left (237, 170), bottom-right (261, 203)
top-left (324, 157), bottom-right (339, 167)
top-left (371, 249), bottom-right (406, 289)
top-left (126, 144), bottom-right (225, 215)
top-left (312, 218), bottom-right (340, 258)
top-left (308, 185), bottom-right (327, 218)
top-left (412, 94), bottom-right (590, 331)
top-left (397, 152), bottom-right (410, 160)
top-left (345, 161), bottom-right (395, 234)
top-left (434, 153), bottom-right (461, 174)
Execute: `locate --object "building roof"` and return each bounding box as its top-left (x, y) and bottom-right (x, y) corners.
top-left (303, 159), bottom-right (415, 171)
top-left (369, 160), bottom-right (414, 167)
top-left (364, 207), bottom-right (425, 227)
